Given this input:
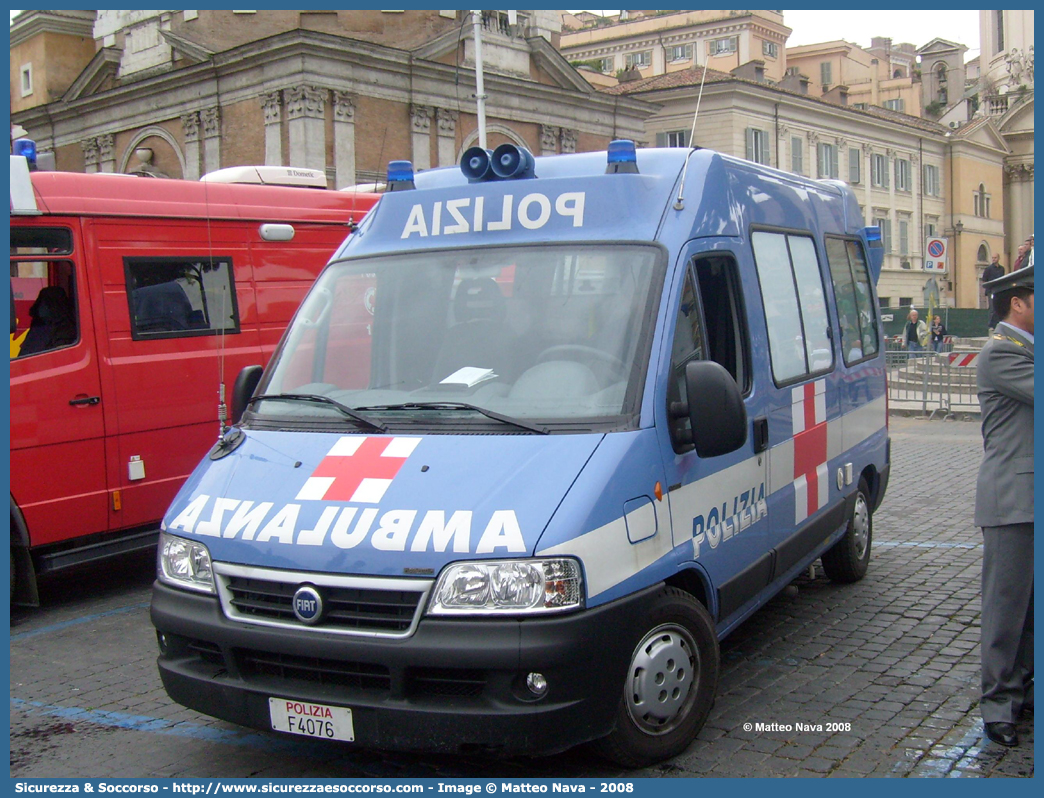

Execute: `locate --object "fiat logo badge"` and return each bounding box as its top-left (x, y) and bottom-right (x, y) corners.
top-left (292, 585), bottom-right (324, 625)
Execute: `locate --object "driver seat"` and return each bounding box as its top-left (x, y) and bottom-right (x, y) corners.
top-left (432, 278), bottom-right (513, 383)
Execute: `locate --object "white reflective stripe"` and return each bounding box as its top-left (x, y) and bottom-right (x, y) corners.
top-left (794, 474), bottom-right (808, 524)
top-left (350, 478), bottom-right (393, 504)
top-left (842, 396), bottom-right (887, 452)
top-left (791, 386), bottom-right (806, 433)
top-left (328, 436), bottom-right (365, 457)
top-left (296, 476), bottom-right (334, 501)
top-left (381, 437), bottom-right (421, 458)
top-left (816, 463), bottom-right (829, 510)
top-left (814, 381), bottom-right (827, 424)
top-left (769, 438), bottom-right (794, 495)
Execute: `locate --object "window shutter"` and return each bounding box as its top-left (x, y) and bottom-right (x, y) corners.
top-left (745, 128), bottom-right (754, 161)
top-left (656, 132), bottom-right (667, 148)
top-left (761, 132), bottom-right (770, 165)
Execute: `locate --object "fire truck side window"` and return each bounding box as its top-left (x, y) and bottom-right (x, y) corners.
top-left (11, 226), bottom-right (79, 359)
top-left (125, 257), bottom-right (239, 340)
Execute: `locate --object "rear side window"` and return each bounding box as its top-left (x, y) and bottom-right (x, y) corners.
top-left (826, 237), bottom-right (879, 364)
top-left (125, 257), bottom-right (239, 340)
top-left (752, 231), bottom-right (833, 384)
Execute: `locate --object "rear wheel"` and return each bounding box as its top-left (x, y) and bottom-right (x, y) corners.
top-left (821, 477), bottom-right (873, 583)
top-left (595, 587), bottom-right (718, 767)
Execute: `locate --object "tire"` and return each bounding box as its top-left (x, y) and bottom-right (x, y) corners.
top-left (821, 477), bottom-right (873, 583)
top-left (595, 587), bottom-right (719, 767)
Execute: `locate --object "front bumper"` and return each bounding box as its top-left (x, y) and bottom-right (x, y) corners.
top-left (151, 580), bottom-right (661, 756)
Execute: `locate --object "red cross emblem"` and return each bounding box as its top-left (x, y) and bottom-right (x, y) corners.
top-left (792, 380), bottom-right (828, 523)
top-left (295, 436), bottom-right (420, 504)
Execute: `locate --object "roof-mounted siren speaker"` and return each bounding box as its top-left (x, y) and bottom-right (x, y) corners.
top-left (490, 143), bottom-right (536, 180)
top-left (461, 147), bottom-right (494, 182)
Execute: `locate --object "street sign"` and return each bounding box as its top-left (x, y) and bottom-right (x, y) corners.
top-left (924, 237), bottom-right (948, 272)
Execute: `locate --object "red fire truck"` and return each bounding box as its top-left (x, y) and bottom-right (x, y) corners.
top-left (9, 154), bottom-right (379, 603)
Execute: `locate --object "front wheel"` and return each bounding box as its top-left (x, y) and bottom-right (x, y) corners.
top-left (821, 477), bottom-right (873, 583)
top-left (595, 587), bottom-right (718, 767)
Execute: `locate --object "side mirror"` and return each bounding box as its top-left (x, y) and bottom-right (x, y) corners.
top-left (231, 365), bottom-right (263, 425)
top-left (684, 361), bottom-right (747, 458)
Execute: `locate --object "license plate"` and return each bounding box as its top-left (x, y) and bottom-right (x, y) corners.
top-left (269, 697), bottom-right (355, 742)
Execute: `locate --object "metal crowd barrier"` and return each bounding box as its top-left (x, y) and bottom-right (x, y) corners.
top-left (885, 336), bottom-right (981, 418)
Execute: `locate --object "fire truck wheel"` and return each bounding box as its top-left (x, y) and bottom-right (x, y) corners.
top-left (595, 587), bottom-right (718, 767)
top-left (821, 477), bottom-right (873, 583)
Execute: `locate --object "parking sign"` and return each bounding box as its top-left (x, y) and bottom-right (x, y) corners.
top-left (924, 237), bottom-right (947, 272)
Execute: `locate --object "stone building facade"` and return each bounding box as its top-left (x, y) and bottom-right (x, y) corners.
top-left (11, 10), bottom-right (653, 187)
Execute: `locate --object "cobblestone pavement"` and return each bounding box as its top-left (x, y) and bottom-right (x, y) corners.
top-left (9, 417), bottom-right (1033, 778)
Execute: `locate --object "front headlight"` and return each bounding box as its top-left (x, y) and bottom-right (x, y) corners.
top-left (428, 558), bottom-right (583, 615)
top-left (157, 531), bottom-right (215, 594)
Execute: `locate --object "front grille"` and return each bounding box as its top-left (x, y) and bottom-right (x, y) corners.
top-left (214, 564), bottom-right (431, 638)
top-left (405, 667), bottom-right (487, 698)
top-left (237, 649), bottom-right (391, 692)
top-left (187, 639), bottom-right (224, 666)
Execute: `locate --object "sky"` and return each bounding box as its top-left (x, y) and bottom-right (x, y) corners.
top-left (10, 9), bottom-right (982, 59)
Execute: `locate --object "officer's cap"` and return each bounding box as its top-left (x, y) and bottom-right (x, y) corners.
top-left (984, 262), bottom-right (1033, 296)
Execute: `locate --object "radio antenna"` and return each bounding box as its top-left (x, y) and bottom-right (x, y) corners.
top-left (673, 63), bottom-right (709, 211)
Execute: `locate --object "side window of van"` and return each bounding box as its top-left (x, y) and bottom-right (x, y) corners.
top-left (692, 254), bottom-right (750, 393)
top-left (125, 257), bottom-right (239, 340)
top-left (826, 238), bottom-right (880, 364)
top-left (752, 231), bottom-right (833, 384)
top-left (668, 268), bottom-right (705, 421)
top-left (11, 227), bottom-right (79, 359)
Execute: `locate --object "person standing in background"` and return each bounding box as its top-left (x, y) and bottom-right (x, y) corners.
top-left (982, 254), bottom-right (1005, 333)
top-left (975, 264), bottom-right (1034, 748)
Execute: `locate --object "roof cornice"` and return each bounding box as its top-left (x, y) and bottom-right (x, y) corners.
top-left (10, 10), bottom-right (96, 47)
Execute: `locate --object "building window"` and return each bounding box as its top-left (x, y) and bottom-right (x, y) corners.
top-left (125, 257), bottom-right (240, 340)
top-left (708, 36), bottom-right (737, 56)
top-left (817, 142), bottom-right (838, 179)
top-left (923, 164), bottom-right (941, 196)
top-left (598, 56), bottom-right (614, 73)
top-left (853, 102), bottom-right (869, 110)
top-left (925, 217), bottom-right (938, 238)
top-left (898, 216), bottom-right (910, 256)
top-left (882, 98), bottom-right (905, 112)
top-left (871, 153), bottom-right (889, 188)
top-left (625, 50), bottom-right (652, 69)
top-left (878, 296), bottom-right (892, 308)
top-left (873, 214), bottom-right (892, 253)
top-left (666, 44), bottom-right (692, 62)
top-left (746, 128), bottom-right (770, 165)
top-left (848, 148), bottom-right (861, 184)
top-left (894, 158), bottom-right (911, 192)
top-left (974, 183), bottom-right (991, 218)
top-left (20, 63), bottom-right (33, 97)
top-left (820, 61), bottom-right (832, 87)
top-left (657, 130), bottom-right (691, 148)
top-left (995, 10), bottom-right (1004, 53)
top-left (899, 296), bottom-right (913, 307)
top-left (762, 40), bottom-right (779, 59)
top-left (791, 136), bottom-right (804, 174)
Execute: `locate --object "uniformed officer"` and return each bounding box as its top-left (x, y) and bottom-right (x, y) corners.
top-left (975, 263), bottom-right (1034, 747)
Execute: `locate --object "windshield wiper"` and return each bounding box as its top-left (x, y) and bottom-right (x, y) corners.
top-left (354, 402), bottom-right (549, 434)
top-left (248, 393), bottom-right (387, 433)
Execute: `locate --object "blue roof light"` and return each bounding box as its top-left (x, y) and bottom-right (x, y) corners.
top-left (606, 139), bottom-right (639, 174)
top-left (386, 160), bottom-right (415, 191)
top-left (13, 138), bottom-right (37, 165)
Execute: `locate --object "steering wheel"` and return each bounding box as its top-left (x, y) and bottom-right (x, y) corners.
top-left (536, 344), bottom-right (627, 379)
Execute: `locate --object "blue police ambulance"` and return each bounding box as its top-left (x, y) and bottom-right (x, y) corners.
top-left (151, 141), bottom-right (890, 766)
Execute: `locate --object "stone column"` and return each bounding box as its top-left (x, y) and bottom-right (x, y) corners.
top-left (286, 86), bottom-right (327, 172)
top-left (333, 91), bottom-right (357, 188)
top-left (540, 125), bottom-right (559, 156)
top-left (81, 138), bottom-right (100, 174)
top-left (201, 107), bottom-right (221, 175)
top-left (410, 105), bottom-right (432, 171)
top-left (560, 128), bottom-right (578, 154)
top-left (181, 111), bottom-right (201, 180)
top-left (97, 134), bottom-right (116, 173)
top-left (261, 91), bottom-right (282, 167)
top-left (436, 108), bottom-right (458, 167)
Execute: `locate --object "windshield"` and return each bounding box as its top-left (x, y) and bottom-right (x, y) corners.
top-left (253, 244), bottom-right (663, 429)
